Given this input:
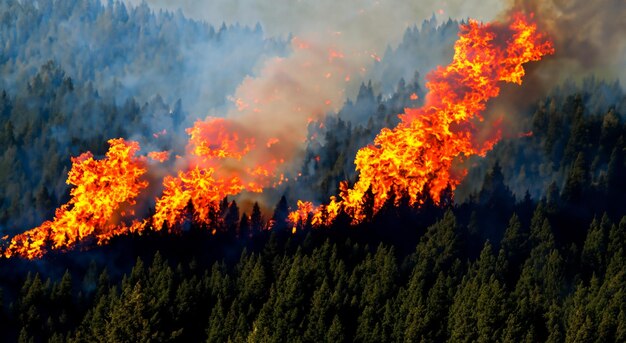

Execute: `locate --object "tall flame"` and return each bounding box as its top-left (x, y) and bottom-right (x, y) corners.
top-left (3, 139), bottom-right (148, 259)
top-left (1, 14), bottom-right (554, 259)
top-left (151, 117), bottom-right (280, 230)
top-left (291, 14), bottom-right (554, 228)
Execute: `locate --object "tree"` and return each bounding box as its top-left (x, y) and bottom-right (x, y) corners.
top-left (250, 202), bottom-right (264, 232)
top-left (106, 283), bottom-right (151, 342)
top-left (500, 213), bottom-right (528, 279)
top-left (239, 212), bottom-right (250, 238)
top-left (271, 195), bottom-right (289, 232)
top-left (224, 200), bottom-right (240, 235)
top-left (362, 186), bottom-right (375, 222)
top-left (581, 215), bottom-right (610, 278)
top-left (562, 152), bottom-right (588, 204)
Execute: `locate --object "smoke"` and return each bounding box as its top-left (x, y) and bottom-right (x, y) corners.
top-left (454, 0), bottom-right (626, 202)
top-left (508, 0), bottom-right (626, 84)
top-left (122, 0), bottom-right (510, 210)
top-left (499, 0), bottom-right (626, 142)
top-left (126, 0), bottom-right (505, 41)
top-left (487, 0), bottom-right (626, 134)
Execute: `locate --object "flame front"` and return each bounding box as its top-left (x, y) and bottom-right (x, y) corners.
top-left (152, 118), bottom-right (278, 230)
top-left (3, 139), bottom-right (148, 258)
top-left (292, 14), bottom-right (554, 227)
top-left (1, 14), bottom-right (554, 258)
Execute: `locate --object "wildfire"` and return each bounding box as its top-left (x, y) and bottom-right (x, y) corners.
top-left (2, 139), bottom-right (148, 259)
top-left (148, 151), bottom-right (171, 163)
top-left (291, 14), bottom-right (554, 227)
top-left (151, 118), bottom-right (277, 230)
top-left (1, 14), bottom-right (554, 259)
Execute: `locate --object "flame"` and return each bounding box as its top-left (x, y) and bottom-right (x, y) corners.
top-left (151, 117), bottom-right (278, 230)
top-left (292, 14), bottom-right (554, 227)
top-left (2, 139), bottom-right (148, 258)
top-left (2, 14), bottom-right (554, 259)
top-left (148, 151), bottom-right (170, 163)
top-left (410, 93), bottom-right (419, 100)
top-left (328, 48), bottom-right (345, 62)
top-left (266, 138), bottom-right (280, 148)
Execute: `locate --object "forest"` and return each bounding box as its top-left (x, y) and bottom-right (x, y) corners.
top-left (1, 0), bottom-right (626, 342)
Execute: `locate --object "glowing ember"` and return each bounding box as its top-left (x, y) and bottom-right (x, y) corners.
top-left (153, 129), bottom-right (167, 138)
top-left (292, 14), bottom-right (554, 227)
top-left (148, 151), bottom-right (171, 163)
top-left (518, 131), bottom-right (533, 138)
top-left (266, 138), bottom-right (280, 148)
top-left (2, 139), bottom-right (148, 259)
top-left (328, 49), bottom-right (345, 62)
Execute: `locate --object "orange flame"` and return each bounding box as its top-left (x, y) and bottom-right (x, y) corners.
top-left (151, 117), bottom-right (280, 230)
top-left (266, 137), bottom-right (280, 148)
top-left (292, 14), bottom-right (554, 227)
top-left (2, 139), bottom-right (148, 258)
top-left (148, 151), bottom-right (170, 163)
top-left (2, 14), bottom-right (554, 259)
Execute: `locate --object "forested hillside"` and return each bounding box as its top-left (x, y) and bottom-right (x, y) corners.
top-left (0, 1), bottom-right (625, 342)
top-left (0, 0), bottom-right (286, 232)
top-left (0, 0), bottom-right (286, 114)
top-left (2, 176), bottom-right (625, 342)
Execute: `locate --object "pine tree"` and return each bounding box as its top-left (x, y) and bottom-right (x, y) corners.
top-left (224, 200), bottom-right (240, 235)
top-left (250, 202), bottom-right (264, 232)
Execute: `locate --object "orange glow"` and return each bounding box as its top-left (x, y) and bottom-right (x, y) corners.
top-left (151, 117), bottom-right (278, 230)
top-left (152, 129), bottom-right (167, 138)
top-left (518, 131), bottom-right (533, 138)
top-left (2, 139), bottom-right (148, 259)
top-left (148, 151), bottom-right (170, 163)
top-left (328, 49), bottom-right (345, 62)
top-left (292, 14), bottom-right (554, 227)
top-left (293, 36), bottom-right (310, 50)
top-left (266, 137), bottom-right (280, 148)
top-left (2, 14), bottom-right (554, 259)
top-left (410, 93), bottom-right (419, 100)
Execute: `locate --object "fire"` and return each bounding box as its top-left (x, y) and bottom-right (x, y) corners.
top-left (1, 14), bottom-right (553, 259)
top-left (151, 117), bottom-right (279, 230)
top-left (410, 93), bottom-right (419, 100)
top-left (293, 14), bottom-right (554, 227)
top-left (2, 139), bottom-right (148, 259)
top-left (328, 48), bottom-right (345, 62)
top-left (148, 151), bottom-right (170, 163)
top-left (266, 138), bottom-right (280, 148)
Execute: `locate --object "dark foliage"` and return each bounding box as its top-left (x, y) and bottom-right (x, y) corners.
top-left (0, 2), bottom-right (625, 342)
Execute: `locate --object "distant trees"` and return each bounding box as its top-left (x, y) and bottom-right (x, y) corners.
top-left (0, 0), bottom-right (287, 233)
top-left (0, 0), bottom-right (286, 115)
top-left (0, 1), bottom-right (625, 341)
